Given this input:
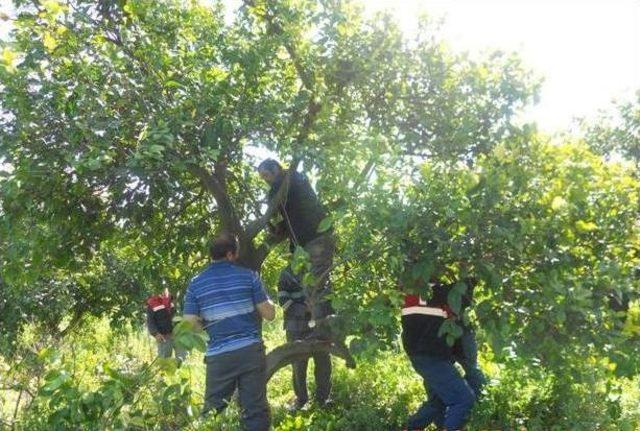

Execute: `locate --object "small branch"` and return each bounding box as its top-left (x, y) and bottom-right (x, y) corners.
top-left (59, 307), bottom-right (86, 337)
top-left (11, 388), bottom-right (23, 431)
top-left (352, 156), bottom-right (376, 194)
top-left (243, 0), bottom-right (315, 91)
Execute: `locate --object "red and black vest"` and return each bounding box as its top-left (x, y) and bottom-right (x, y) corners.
top-left (401, 283), bottom-right (460, 358)
top-left (147, 294), bottom-right (174, 335)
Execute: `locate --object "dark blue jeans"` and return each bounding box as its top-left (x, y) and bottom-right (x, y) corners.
top-left (455, 330), bottom-right (485, 398)
top-left (407, 354), bottom-right (475, 430)
top-left (408, 331), bottom-right (484, 430)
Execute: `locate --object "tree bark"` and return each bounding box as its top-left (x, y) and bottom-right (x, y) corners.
top-left (265, 339), bottom-right (356, 382)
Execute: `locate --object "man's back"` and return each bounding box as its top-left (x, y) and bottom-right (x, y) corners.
top-left (184, 261), bottom-right (268, 357)
top-left (269, 171), bottom-right (327, 247)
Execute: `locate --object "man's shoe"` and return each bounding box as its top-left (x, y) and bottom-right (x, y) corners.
top-left (286, 398), bottom-right (307, 413)
top-left (315, 397), bottom-right (335, 409)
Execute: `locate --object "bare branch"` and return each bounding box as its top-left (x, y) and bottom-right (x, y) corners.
top-left (11, 388), bottom-right (23, 431)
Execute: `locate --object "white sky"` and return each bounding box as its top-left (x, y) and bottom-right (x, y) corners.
top-left (1, 0), bottom-right (639, 133)
top-left (364, 0), bottom-right (640, 133)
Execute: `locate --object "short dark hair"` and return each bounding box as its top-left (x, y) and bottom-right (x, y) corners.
top-left (209, 233), bottom-right (239, 260)
top-left (257, 158), bottom-right (283, 173)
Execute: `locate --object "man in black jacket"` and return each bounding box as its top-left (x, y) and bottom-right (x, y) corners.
top-left (258, 159), bottom-right (335, 335)
top-left (401, 280), bottom-right (477, 431)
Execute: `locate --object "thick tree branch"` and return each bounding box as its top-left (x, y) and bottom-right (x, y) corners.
top-left (188, 165), bottom-right (243, 235)
top-left (266, 340), bottom-right (355, 382)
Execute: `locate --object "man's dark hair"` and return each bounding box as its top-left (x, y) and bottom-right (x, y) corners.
top-left (209, 233), bottom-right (239, 260)
top-left (257, 158), bottom-right (283, 173)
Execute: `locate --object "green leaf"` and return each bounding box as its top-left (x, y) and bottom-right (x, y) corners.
top-left (447, 282), bottom-right (466, 315)
top-left (42, 371), bottom-right (70, 393)
top-left (447, 290), bottom-right (462, 315)
top-left (317, 216), bottom-right (333, 233)
top-left (575, 220), bottom-right (597, 232)
top-left (551, 196), bottom-right (568, 210)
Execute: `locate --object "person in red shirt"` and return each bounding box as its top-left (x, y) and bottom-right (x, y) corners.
top-left (146, 288), bottom-right (186, 362)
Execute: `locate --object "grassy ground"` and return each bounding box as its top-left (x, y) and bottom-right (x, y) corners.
top-left (2, 315), bottom-right (639, 430)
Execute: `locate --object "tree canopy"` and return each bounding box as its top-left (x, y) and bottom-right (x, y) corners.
top-left (0, 0), bottom-right (637, 379)
top-left (0, 0), bottom-right (538, 337)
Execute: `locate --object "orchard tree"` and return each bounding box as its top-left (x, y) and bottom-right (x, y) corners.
top-left (2, 4), bottom-right (639, 428)
top-left (339, 135), bottom-right (640, 374)
top-left (0, 0), bottom-right (538, 342)
top-left (584, 90), bottom-right (640, 170)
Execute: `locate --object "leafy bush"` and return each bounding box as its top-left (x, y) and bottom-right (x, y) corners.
top-left (4, 318), bottom-right (639, 430)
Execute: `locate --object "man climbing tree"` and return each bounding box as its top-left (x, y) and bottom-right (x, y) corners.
top-left (278, 267), bottom-right (332, 411)
top-left (258, 158), bottom-right (336, 407)
top-left (258, 159), bottom-right (336, 339)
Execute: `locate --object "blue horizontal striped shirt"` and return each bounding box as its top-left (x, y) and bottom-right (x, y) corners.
top-left (184, 261), bottom-right (270, 356)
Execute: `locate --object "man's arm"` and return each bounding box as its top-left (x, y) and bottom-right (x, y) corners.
top-left (256, 300), bottom-right (276, 321)
top-left (267, 221), bottom-right (288, 246)
top-left (251, 271), bottom-right (276, 321)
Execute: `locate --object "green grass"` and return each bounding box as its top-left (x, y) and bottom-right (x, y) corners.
top-left (2, 316), bottom-right (639, 430)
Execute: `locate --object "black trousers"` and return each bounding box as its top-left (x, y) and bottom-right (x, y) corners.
top-left (203, 343), bottom-right (270, 431)
top-left (286, 330), bottom-right (332, 404)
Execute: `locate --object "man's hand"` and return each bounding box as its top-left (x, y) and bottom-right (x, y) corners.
top-left (282, 299), bottom-right (293, 311)
top-left (257, 300), bottom-right (276, 321)
top-left (155, 333), bottom-right (166, 343)
top-left (267, 221), bottom-right (287, 244)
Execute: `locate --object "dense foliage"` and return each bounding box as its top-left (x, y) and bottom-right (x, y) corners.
top-left (3, 318), bottom-right (640, 430)
top-left (1, 0), bottom-right (638, 429)
top-left (0, 0), bottom-right (538, 341)
top-left (340, 137), bottom-right (639, 372)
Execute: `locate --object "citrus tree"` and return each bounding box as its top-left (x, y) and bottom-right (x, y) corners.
top-left (585, 90), bottom-right (640, 169)
top-left (0, 0), bottom-right (537, 342)
top-left (1, 1), bottom-right (639, 429)
top-left (338, 135), bottom-right (639, 375)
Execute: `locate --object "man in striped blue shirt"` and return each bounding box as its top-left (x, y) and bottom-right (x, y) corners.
top-left (183, 233), bottom-right (275, 431)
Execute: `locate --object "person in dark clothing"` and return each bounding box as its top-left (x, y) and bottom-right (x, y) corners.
top-left (453, 328), bottom-right (485, 400)
top-left (146, 288), bottom-right (186, 361)
top-left (278, 267), bottom-right (332, 411)
top-left (401, 279), bottom-right (479, 431)
top-left (258, 159), bottom-right (336, 335)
